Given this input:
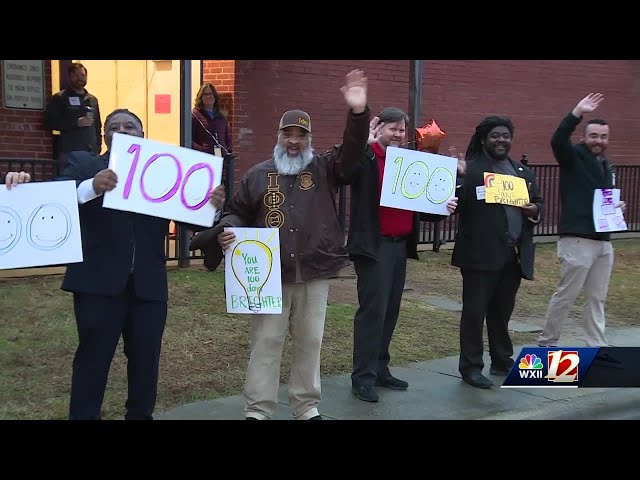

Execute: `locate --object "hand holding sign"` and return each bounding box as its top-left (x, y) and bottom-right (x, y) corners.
top-left (520, 181), bottom-right (539, 218)
top-left (93, 169), bottom-right (118, 194)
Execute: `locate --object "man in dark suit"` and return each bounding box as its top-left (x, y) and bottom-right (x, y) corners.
top-left (451, 115), bottom-right (544, 389)
top-left (59, 108), bottom-right (170, 420)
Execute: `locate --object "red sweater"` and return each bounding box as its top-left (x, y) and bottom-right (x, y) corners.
top-left (373, 142), bottom-right (414, 237)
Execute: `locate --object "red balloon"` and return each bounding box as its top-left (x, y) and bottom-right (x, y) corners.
top-left (416, 119), bottom-right (446, 153)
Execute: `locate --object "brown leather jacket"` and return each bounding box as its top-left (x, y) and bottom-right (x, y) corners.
top-left (208, 107), bottom-right (371, 283)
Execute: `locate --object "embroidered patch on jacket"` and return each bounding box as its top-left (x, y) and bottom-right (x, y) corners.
top-left (263, 172), bottom-right (285, 228)
top-left (299, 171), bottom-right (315, 191)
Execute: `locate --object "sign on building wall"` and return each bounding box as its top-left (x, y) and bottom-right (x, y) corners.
top-left (2, 60), bottom-right (45, 110)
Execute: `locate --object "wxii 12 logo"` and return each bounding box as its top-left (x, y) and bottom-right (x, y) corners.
top-left (503, 348), bottom-right (591, 388)
top-left (545, 350), bottom-right (580, 383)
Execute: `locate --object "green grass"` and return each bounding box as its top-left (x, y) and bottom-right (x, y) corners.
top-left (1, 238), bottom-right (638, 419)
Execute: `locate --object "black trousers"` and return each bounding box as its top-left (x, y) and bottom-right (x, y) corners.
top-left (458, 253), bottom-right (522, 376)
top-left (352, 237), bottom-right (407, 387)
top-left (69, 276), bottom-right (168, 420)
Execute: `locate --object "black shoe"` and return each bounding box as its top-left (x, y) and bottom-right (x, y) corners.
top-left (309, 415), bottom-right (323, 420)
top-left (461, 371), bottom-right (493, 389)
top-left (489, 361), bottom-right (514, 376)
top-left (537, 344), bottom-right (557, 348)
top-left (245, 417), bottom-right (259, 420)
top-left (375, 375), bottom-right (409, 390)
top-left (489, 366), bottom-right (511, 376)
top-left (352, 384), bottom-right (379, 402)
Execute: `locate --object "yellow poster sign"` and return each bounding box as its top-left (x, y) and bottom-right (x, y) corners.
top-left (483, 172), bottom-right (529, 207)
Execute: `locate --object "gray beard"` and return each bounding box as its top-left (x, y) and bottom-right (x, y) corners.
top-left (273, 144), bottom-right (314, 175)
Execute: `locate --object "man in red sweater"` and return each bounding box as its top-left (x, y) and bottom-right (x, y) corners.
top-left (346, 107), bottom-right (458, 402)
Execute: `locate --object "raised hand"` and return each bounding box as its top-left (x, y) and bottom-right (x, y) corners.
top-left (340, 69), bottom-right (367, 114)
top-left (448, 146), bottom-right (466, 175)
top-left (573, 93), bottom-right (604, 117)
top-left (368, 116), bottom-right (385, 145)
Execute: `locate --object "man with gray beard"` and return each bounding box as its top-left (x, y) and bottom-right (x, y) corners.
top-left (209, 69), bottom-right (370, 420)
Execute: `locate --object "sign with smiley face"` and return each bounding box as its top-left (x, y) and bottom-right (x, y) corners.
top-left (0, 180), bottom-right (82, 270)
top-left (380, 147), bottom-right (458, 216)
top-left (0, 206), bottom-right (21, 255)
top-left (27, 203), bottom-right (72, 250)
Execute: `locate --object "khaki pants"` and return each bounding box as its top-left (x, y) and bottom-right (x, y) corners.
top-left (538, 237), bottom-right (614, 347)
top-left (244, 279), bottom-right (329, 420)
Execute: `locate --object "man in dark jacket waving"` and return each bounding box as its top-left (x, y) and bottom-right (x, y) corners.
top-left (538, 93), bottom-right (627, 348)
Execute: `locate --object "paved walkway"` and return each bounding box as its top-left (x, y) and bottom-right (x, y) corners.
top-left (157, 322), bottom-right (640, 420)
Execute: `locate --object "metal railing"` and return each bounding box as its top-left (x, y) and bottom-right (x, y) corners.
top-left (3, 159), bottom-right (637, 265)
top-left (1, 158), bottom-right (60, 182)
top-left (337, 164), bottom-right (640, 252)
top-left (2, 154), bottom-right (236, 266)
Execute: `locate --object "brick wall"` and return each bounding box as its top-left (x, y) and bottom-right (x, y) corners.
top-left (201, 60), bottom-right (236, 131)
top-left (0, 61), bottom-right (53, 160)
top-left (225, 60), bottom-right (640, 179)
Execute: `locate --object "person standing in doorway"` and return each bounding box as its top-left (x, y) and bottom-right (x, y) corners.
top-left (191, 82), bottom-right (232, 156)
top-left (182, 82), bottom-right (232, 258)
top-left (44, 62), bottom-right (102, 173)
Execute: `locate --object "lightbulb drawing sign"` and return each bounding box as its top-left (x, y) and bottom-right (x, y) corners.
top-left (379, 146), bottom-right (457, 216)
top-left (224, 227), bottom-right (283, 314)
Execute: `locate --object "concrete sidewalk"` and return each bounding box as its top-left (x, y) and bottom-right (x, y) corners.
top-left (157, 324), bottom-right (640, 421)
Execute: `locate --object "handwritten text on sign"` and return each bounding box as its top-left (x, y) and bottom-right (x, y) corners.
top-left (224, 227), bottom-right (283, 314)
top-left (103, 133), bottom-right (223, 227)
top-left (593, 188), bottom-right (627, 233)
top-left (483, 172), bottom-right (529, 207)
top-left (379, 147), bottom-right (457, 216)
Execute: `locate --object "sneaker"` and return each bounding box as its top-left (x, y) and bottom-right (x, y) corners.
top-left (309, 415), bottom-right (323, 420)
top-left (351, 384), bottom-right (379, 402)
top-left (375, 375), bottom-right (409, 390)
